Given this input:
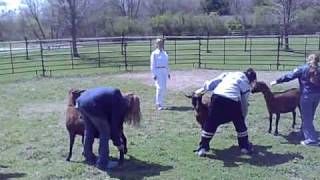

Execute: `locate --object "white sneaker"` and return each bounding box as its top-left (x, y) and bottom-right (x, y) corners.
top-left (300, 140), bottom-right (318, 146)
top-left (196, 148), bottom-right (208, 157)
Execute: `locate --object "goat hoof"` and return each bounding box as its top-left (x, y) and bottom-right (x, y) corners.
top-left (66, 157), bottom-right (70, 161)
top-left (274, 132), bottom-right (279, 136)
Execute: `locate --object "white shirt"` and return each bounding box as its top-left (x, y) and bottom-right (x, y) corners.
top-left (150, 48), bottom-right (169, 76)
top-left (195, 72), bottom-right (251, 117)
top-left (212, 72), bottom-right (251, 102)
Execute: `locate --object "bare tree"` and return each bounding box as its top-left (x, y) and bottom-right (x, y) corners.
top-left (22, 0), bottom-right (46, 39)
top-left (109, 0), bottom-right (142, 18)
top-left (270, 0), bottom-right (300, 50)
top-left (229, 0), bottom-right (254, 30)
top-left (55, 0), bottom-right (89, 57)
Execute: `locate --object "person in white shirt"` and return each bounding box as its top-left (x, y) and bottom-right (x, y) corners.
top-left (150, 38), bottom-right (170, 110)
top-left (194, 68), bottom-right (257, 157)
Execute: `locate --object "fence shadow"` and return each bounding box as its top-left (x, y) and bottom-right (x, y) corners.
top-left (0, 173), bottom-right (26, 180)
top-left (205, 145), bottom-right (303, 167)
top-left (108, 155), bottom-right (173, 180)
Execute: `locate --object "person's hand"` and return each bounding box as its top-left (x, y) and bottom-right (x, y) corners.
top-left (168, 74), bottom-right (171, 79)
top-left (270, 80), bottom-right (277, 86)
top-left (153, 76), bottom-right (157, 80)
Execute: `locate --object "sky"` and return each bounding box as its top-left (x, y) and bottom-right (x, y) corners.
top-left (3, 0), bottom-right (22, 10)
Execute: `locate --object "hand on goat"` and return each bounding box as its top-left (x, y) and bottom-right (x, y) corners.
top-left (270, 80), bottom-right (277, 86)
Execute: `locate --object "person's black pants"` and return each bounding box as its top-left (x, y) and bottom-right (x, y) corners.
top-left (199, 95), bottom-right (250, 150)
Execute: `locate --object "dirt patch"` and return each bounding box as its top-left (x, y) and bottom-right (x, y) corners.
top-left (116, 69), bottom-right (299, 92)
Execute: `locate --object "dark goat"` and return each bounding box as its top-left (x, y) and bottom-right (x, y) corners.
top-left (251, 81), bottom-right (300, 135)
top-left (185, 93), bottom-right (210, 128)
top-left (65, 89), bottom-right (127, 163)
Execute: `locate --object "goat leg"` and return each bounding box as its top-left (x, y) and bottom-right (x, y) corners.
top-left (121, 132), bottom-right (128, 154)
top-left (66, 133), bottom-right (75, 161)
top-left (292, 110), bottom-right (296, 129)
top-left (275, 113), bottom-right (280, 136)
top-left (268, 113), bottom-right (273, 133)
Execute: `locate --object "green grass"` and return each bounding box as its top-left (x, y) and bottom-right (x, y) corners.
top-left (1, 70), bottom-right (320, 179)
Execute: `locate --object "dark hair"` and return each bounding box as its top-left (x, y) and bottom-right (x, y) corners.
top-left (244, 68), bottom-right (257, 83)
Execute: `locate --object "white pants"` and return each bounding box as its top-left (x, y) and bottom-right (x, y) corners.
top-left (154, 69), bottom-right (168, 107)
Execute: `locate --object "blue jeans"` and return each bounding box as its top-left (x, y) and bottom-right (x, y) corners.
top-left (78, 107), bottom-right (111, 169)
top-left (300, 93), bottom-right (320, 143)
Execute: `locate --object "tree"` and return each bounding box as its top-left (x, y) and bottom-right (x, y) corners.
top-left (229, 0), bottom-right (254, 31)
top-left (107, 0), bottom-right (142, 19)
top-left (22, 0), bottom-right (46, 39)
top-left (200, 0), bottom-right (229, 15)
top-left (55, 0), bottom-right (89, 57)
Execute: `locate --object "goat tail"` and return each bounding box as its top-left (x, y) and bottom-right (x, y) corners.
top-left (123, 93), bottom-right (141, 127)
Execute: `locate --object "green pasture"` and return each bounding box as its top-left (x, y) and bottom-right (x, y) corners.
top-left (0, 70), bottom-right (320, 179)
top-left (0, 36), bottom-right (319, 77)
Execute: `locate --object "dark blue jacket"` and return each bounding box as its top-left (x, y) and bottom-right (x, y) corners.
top-left (276, 64), bottom-right (320, 94)
top-left (76, 87), bottom-right (128, 146)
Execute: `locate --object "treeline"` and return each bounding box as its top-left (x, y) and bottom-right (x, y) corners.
top-left (0, 0), bottom-right (320, 41)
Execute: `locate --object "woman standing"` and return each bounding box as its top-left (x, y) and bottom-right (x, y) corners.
top-left (150, 38), bottom-right (170, 110)
top-left (271, 53), bottom-right (320, 146)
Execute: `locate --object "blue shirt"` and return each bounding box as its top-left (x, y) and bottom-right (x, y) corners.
top-left (76, 87), bottom-right (128, 146)
top-left (276, 64), bottom-right (320, 94)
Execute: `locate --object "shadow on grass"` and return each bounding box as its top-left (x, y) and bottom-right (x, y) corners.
top-left (0, 165), bottom-right (9, 168)
top-left (0, 172), bottom-right (26, 180)
top-left (280, 131), bottom-right (303, 145)
top-left (280, 131), bottom-right (320, 145)
top-left (108, 155), bottom-right (173, 180)
top-left (205, 145), bottom-right (303, 167)
top-left (165, 106), bottom-right (193, 111)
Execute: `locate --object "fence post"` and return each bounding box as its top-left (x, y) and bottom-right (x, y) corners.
top-left (39, 40), bottom-right (45, 76)
top-left (249, 37), bottom-right (252, 64)
top-left (276, 36), bottom-right (281, 70)
top-left (124, 38), bottom-right (128, 71)
top-left (304, 37), bottom-right (308, 59)
top-left (70, 41), bottom-right (74, 69)
top-left (198, 38), bottom-right (201, 68)
top-left (149, 39), bottom-right (152, 55)
top-left (244, 31), bottom-right (248, 51)
top-left (97, 40), bottom-right (101, 68)
top-left (9, 42), bottom-right (14, 73)
top-left (206, 32), bottom-right (210, 53)
top-left (318, 35), bottom-right (320, 50)
top-left (223, 38), bottom-right (226, 64)
top-left (121, 32), bottom-right (124, 55)
top-left (24, 36), bottom-right (30, 60)
top-left (174, 39), bottom-right (177, 64)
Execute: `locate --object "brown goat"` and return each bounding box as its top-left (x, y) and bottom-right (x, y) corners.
top-left (66, 89), bottom-right (141, 163)
top-left (251, 81), bottom-right (300, 135)
top-left (185, 93), bottom-right (210, 128)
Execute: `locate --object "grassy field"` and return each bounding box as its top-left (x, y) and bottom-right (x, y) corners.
top-left (1, 69), bottom-right (320, 180)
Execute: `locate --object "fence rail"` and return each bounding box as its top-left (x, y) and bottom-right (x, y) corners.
top-left (0, 35), bottom-right (319, 77)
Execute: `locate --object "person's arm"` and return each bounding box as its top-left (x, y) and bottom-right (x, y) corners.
top-left (271, 66), bottom-right (303, 86)
top-left (194, 73), bottom-right (227, 95)
top-left (239, 78), bottom-right (251, 118)
top-left (150, 52), bottom-right (157, 80)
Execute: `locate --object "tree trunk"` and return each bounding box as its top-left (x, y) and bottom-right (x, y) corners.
top-left (69, 0), bottom-right (79, 57)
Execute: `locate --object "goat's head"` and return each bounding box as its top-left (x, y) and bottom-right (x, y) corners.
top-left (251, 81), bottom-right (269, 93)
top-left (185, 92), bottom-right (203, 110)
top-left (68, 88), bottom-right (85, 106)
